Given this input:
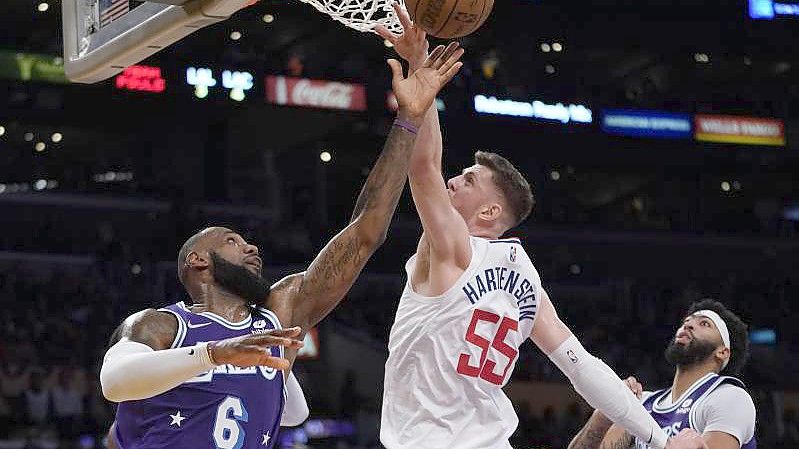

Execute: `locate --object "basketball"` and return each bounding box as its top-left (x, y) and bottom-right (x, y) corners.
top-left (405, 0), bottom-right (495, 38)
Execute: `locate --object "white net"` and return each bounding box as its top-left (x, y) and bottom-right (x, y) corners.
top-left (297, 0), bottom-right (405, 34)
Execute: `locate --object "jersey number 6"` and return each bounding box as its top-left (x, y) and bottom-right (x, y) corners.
top-left (456, 309), bottom-right (519, 385)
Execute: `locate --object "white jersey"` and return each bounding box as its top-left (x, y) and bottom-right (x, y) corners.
top-left (381, 236), bottom-right (543, 449)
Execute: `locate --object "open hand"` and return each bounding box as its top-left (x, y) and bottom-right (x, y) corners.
top-left (389, 41), bottom-right (464, 122)
top-left (375, 3), bottom-right (428, 70)
top-left (208, 326), bottom-right (304, 370)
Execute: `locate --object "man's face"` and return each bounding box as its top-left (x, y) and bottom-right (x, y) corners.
top-left (445, 164), bottom-right (500, 222)
top-left (208, 230), bottom-right (270, 304)
top-left (664, 314), bottom-right (725, 368)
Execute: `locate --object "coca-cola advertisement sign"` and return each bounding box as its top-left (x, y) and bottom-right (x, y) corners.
top-left (265, 76), bottom-right (367, 111)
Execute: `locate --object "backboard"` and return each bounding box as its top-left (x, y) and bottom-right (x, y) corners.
top-left (62, 0), bottom-right (252, 84)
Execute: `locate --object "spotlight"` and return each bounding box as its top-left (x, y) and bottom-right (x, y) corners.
top-left (230, 31), bottom-right (242, 41)
top-left (24, 132), bottom-right (34, 142)
top-left (552, 42), bottom-right (563, 52)
top-left (550, 170), bottom-right (560, 181)
top-left (51, 132), bottom-right (62, 143)
top-left (545, 64), bottom-right (556, 74)
top-left (262, 14), bottom-right (275, 23)
top-left (34, 179), bottom-right (47, 191)
top-left (721, 181), bottom-right (731, 192)
top-left (0, 126), bottom-right (5, 137)
top-left (320, 151), bottom-right (332, 162)
top-left (540, 43), bottom-right (551, 53)
top-left (35, 142), bottom-right (46, 152)
top-left (37, 2), bottom-right (49, 12)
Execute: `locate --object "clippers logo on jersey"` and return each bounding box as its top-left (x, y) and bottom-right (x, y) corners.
top-left (461, 267), bottom-right (536, 322)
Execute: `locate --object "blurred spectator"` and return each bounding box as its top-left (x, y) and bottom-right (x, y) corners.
top-left (52, 368), bottom-right (86, 443)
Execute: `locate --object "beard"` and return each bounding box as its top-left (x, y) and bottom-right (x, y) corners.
top-left (209, 251), bottom-right (271, 305)
top-left (664, 337), bottom-right (718, 368)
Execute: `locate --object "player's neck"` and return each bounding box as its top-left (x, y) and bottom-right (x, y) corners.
top-left (671, 361), bottom-right (718, 400)
top-left (189, 283), bottom-right (252, 322)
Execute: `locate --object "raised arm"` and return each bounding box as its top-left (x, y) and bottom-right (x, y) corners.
top-left (286, 43), bottom-right (465, 330)
top-left (377, 5), bottom-right (471, 271)
top-left (530, 290), bottom-right (673, 449)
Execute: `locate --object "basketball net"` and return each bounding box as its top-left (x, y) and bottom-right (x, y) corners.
top-left (297, 0), bottom-right (405, 34)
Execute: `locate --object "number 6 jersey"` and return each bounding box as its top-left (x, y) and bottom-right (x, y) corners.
top-left (381, 236), bottom-right (542, 449)
top-left (113, 302), bottom-right (285, 449)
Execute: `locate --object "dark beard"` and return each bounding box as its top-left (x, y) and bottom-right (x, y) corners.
top-left (664, 337), bottom-right (718, 368)
top-left (209, 251), bottom-right (271, 305)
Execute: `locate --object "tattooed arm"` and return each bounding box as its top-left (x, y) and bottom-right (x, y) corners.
top-left (569, 411), bottom-right (634, 449)
top-left (283, 43), bottom-right (465, 330)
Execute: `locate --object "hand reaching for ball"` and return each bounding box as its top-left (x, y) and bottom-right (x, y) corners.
top-left (375, 3), bottom-right (429, 71)
top-left (388, 41), bottom-right (464, 123)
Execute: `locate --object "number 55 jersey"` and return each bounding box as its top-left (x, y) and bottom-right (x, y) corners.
top-left (113, 302), bottom-right (285, 449)
top-left (381, 236), bottom-right (542, 449)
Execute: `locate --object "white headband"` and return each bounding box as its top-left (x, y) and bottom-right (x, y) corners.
top-left (693, 309), bottom-right (731, 370)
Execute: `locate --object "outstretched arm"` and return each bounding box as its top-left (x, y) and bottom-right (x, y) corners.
top-left (377, 4), bottom-right (471, 272)
top-left (286, 43), bottom-right (465, 330)
top-left (530, 291), bottom-right (670, 449)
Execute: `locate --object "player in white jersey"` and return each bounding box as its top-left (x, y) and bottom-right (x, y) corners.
top-left (375, 7), bottom-right (707, 449)
top-left (568, 299), bottom-right (756, 449)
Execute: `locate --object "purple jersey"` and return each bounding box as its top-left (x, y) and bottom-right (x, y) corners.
top-left (114, 302), bottom-right (286, 449)
top-left (635, 374), bottom-right (756, 449)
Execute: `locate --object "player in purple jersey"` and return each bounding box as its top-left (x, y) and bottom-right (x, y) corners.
top-left (569, 299), bottom-right (756, 449)
top-left (99, 43), bottom-right (466, 449)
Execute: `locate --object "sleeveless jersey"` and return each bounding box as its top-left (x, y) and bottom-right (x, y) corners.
top-left (114, 302), bottom-right (286, 449)
top-left (635, 373), bottom-right (757, 449)
top-left (381, 236), bottom-right (542, 449)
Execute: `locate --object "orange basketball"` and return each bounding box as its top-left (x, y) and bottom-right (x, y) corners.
top-left (405, 0), bottom-right (495, 38)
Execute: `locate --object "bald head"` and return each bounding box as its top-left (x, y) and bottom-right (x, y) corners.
top-left (177, 227), bottom-right (231, 286)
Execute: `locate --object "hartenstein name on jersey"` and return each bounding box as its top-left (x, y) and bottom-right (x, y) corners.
top-left (461, 266), bottom-right (537, 321)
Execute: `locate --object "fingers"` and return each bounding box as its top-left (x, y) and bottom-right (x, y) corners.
top-left (256, 355), bottom-right (291, 371)
top-left (387, 58), bottom-right (404, 83)
top-left (440, 61), bottom-right (463, 85)
top-left (392, 2), bottom-right (413, 31)
top-left (624, 376), bottom-right (643, 398)
top-left (432, 42), bottom-right (460, 70)
top-left (438, 47), bottom-right (465, 76)
top-left (265, 326), bottom-right (302, 338)
top-left (422, 45), bottom-right (446, 69)
top-left (374, 25), bottom-right (397, 42)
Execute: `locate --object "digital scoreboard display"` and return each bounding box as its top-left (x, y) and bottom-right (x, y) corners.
top-left (749, 0), bottom-right (799, 19)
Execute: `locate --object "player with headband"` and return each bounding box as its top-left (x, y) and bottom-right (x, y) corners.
top-left (569, 299), bottom-right (756, 449)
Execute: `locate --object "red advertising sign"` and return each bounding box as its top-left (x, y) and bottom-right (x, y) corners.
top-left (114, 65), bottom-right (166, 93)
top-left (265, 76), bottom-right (366, 111)
top-left (694, 114), bottom-right (785, 146)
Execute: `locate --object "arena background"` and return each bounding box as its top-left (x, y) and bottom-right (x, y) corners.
top-left (1, 0), bottom-right (798, 447)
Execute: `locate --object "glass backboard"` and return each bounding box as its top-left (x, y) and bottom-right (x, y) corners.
top-left (62, 0), bottom-right (252, 84)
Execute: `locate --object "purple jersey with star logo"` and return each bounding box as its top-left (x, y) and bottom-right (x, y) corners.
top-left (113, 301), bottom-right (286, 449)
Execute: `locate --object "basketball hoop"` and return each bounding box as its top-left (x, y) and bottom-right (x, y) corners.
top-left (297, 0), bottom-right (405, 34)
